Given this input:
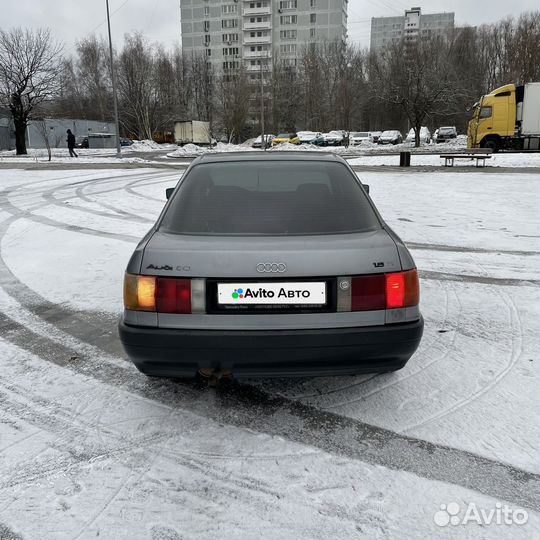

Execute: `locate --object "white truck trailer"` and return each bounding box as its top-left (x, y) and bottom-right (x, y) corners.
top-left (174, 120), bottom-right (212, 146)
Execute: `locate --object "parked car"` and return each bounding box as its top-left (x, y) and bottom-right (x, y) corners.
top-left (371, 131), bottom-right (383, 143)
top-left (405, 127), bottom-right (431, 144)
top-left (322, 130), bottom-right (346, 146)
top-left (436, 126), bottom-right (458, 143)
top-left (297, 131), bottom-right (325, 145)
top-left (272, 133), bottom-right (300, 146)
top-left (350, 132), bottom-right (374, 146)
top-left (75, 137), bottom-right (88, 149)
top-left (378, 130), bottom-right (403, 145)
top-left (119, 152), bottom-right (424, 378)
top-left (120, 137), bottom-right (133, 147)
top-left (252, 134), bottom-right (275, 148)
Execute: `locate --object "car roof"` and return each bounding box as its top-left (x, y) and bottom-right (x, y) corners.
top-left (193, 151), bottom-right (346, 164)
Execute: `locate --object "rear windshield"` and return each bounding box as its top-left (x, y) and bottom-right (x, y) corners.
top-left (160, 161), bottom-right (381, 236)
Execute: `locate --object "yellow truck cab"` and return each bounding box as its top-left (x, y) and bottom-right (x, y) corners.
top-left (468, 82), bottom-right (540, 152)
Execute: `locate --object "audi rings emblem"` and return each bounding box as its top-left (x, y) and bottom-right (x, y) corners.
top-left (256, 262), bottom-right (287, 273)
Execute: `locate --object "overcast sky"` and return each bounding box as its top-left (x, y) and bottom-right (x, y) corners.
top-left (2, 0), bottom-right (539, 54)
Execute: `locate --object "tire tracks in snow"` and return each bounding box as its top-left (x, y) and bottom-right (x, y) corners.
top-left (0, 171), bottom-right (538, 512)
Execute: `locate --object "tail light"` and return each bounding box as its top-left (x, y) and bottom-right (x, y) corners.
top-left (124, 274), bottom-right (157, 312)
top-left (156, 278), bottom-right (191, 314)
top-left (350, 269), bottom-right (419, 311)
top-left (351, 274), bottom-right (386, 311)
top-left (386, 269), bottom-right (419, 308)
top-left (123, 273), bottom-right (194, 314)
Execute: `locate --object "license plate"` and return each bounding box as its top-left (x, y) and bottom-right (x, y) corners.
top-left (217, 282), bottom-right (326, 305)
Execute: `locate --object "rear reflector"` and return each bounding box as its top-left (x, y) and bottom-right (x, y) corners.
top-left (351, 274), bottom-right (386, 311)
top-left (156, 277), bottom-right (191, 314)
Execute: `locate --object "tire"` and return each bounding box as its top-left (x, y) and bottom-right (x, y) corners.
top-left (481, 137), bottom-right (500, 153)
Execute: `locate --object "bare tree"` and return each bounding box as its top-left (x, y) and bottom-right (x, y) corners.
top-left (370, 35), bottom-right (461, 147)
top-left (33, 117), bottom-right (53, 161)
top-left (216, 66), bottom-right (251, 143)
top-left (190, 52), bottom-right (214, 125)
top-left (116, 33), bottom-right (158, 140)
top-left (0, 28), bottom-right (62, 154)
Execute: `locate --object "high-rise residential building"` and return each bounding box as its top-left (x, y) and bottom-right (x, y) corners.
top-left (180, 0), bottom-right (348, 75)
top-left (370, 7), bottom-right (454, 51)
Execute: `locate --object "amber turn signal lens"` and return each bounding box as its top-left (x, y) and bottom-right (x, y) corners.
top-left (123, 273), bottom-right (156, 311)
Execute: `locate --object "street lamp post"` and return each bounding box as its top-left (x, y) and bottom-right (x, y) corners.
top-left (260, 56), bottom-right (266, 150)
top-left (106, 0), bottom-right (121, 156)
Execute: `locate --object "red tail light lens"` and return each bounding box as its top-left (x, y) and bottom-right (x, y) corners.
top-left (351, 274), bottom-right (386, 311)
top-left (385, 269), bottom-right (419, 309)
top-left (351, 269), bottom-right (419, 311)
top-left (156, 277), bottom-right (192, 314)
top-left (385, 272), bottom-right (405, 308)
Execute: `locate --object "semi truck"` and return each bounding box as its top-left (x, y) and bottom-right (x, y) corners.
top-left (467, 82), bottom-right (540, 152)
top-left (174, 120), bottom-right (212, 146)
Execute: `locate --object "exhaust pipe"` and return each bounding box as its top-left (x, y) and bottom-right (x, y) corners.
top-left (198, 368), bottom-right (233, 386)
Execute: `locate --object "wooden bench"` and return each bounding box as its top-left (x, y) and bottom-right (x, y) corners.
top-left (440, 148), bottom-right (493, 167)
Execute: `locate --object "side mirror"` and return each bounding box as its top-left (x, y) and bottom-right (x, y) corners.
top-left (363, 184), bottom-right (370, 194)
top-left (165, 187), bottom-right (174, 200)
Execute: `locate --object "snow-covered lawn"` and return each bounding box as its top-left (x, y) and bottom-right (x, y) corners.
top-left (0, 167), bottom-right (538, 539)
top-left (2, 136), bottom-right (540, 169)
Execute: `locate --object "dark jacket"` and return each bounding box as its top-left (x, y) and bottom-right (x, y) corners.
top-left (67, 132), bottom-right (76, 148)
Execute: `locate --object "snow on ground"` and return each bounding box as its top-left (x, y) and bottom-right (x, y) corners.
top-left (0, 166), bottom-right (538, 539)
top-left (0, 140), bottom-right (176, 164)
top-left (0, 147), bottom-right (155, 164)
top-left (2, 339), bottom-right (537, 540)
top-left (128, 139), bottom-right (176, 152)
top-left (349, 152), bottom-right (540, 168)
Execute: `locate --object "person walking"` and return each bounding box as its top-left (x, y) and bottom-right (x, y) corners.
top-left (66, 129), bottom-right (78, 157)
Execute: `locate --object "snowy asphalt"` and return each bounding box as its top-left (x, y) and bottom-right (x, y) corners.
top-left (0, 166), bottom-right (538, 539)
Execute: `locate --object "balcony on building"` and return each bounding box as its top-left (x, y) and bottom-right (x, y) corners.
top-left (243, 47), bottom-right (272, 59)
top-left (243, 4), bottom-right (272, 16)
top-left (245, 61), bottom-right (271, 72)
top-left (243, 18), bottom-right (272, 30)
top-left (243, 32), bottom-right (272, 44)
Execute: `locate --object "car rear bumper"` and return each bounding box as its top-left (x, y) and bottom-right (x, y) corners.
top-left (118, 317), bottom-right (423, 378)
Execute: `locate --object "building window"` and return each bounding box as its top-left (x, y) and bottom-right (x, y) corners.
top-left (204, 34), bottom-right (211, 45)
top-left (204, 6), bottom-right (209, 16)
top-left (310, 13), bottom-right (316, 24)
top-left (222, 5), bottom-right (237, 14)
top-left (280, 44), bottom-right (297, 54)
top-left (279, 0), bottom-right (297, 8)
top-left (205, 49), bottom-right (211, 57)
top-left (280, 29), bottom-right (297, 39)
top-left (222, 33), bottom-right (239, 43)
top-left (223, 61), bottom-right (239, 70)
top-left (223, 47), bottom-right (239, 56)
top-left (310, 0), bottom-right (316, 7)
top-left (222, 19), bottom-right (238, 28)
top-left (204, 20), bottom-right (210, 32)
top-left (280, 15), bottom-right (297, 24)
top-left (310, 28), bottom-right (316, 38)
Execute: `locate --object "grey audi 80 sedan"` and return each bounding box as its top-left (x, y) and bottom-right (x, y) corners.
top-left (119, 152), bottom-right (423, 377)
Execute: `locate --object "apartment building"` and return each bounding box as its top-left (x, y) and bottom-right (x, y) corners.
top-left (370, 7), bottom-right (454, 51)
top-left (180, 0), bottom-right (348, 75)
